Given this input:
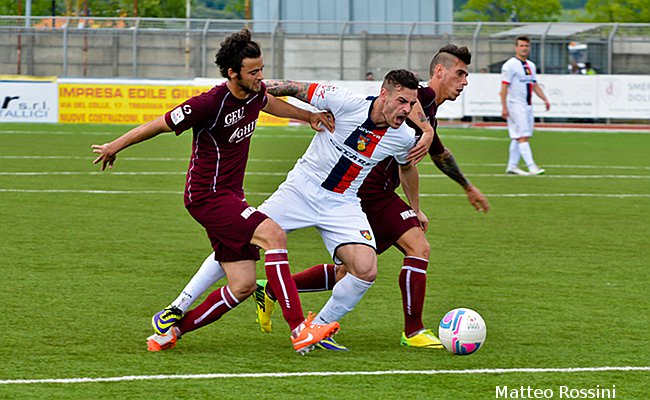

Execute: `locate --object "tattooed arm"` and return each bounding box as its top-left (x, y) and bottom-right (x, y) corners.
top-left (265, 80), bottom-right (335, 132)
top-left (265, 80), bottom-right (312, 103)
top-left (431, 148), bottom-right (490, 213)
top-left (406, 100), bottom-right (435, 165)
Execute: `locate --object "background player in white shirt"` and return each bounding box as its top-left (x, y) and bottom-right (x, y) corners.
top-left (500, 35), bottom-right (551, 176)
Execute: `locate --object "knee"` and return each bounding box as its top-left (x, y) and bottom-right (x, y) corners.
top-left (353, 263), bottom-right (377, 282)
top-left (229, 279), bottom-right (257, 301)
top-left (416, 239), bottom-right (431, 259)
top-left (266, 227), bottom-right (287, 249)
top-left (256, 220), bottom-right (287, 250)
top-left (404, 236), bottom-right (430, 260)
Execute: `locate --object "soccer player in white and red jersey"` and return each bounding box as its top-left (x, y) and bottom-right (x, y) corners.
top-left (500, 35), bottom-right (551, 176)
top-left (156, 70), bottom-right (423, 346)
top-left (253, 45), bottom-right (490, 350)
top-left (91, 28), bottom-right (339, 355)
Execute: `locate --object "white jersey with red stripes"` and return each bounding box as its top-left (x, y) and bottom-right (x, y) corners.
top-left (291, 83), bottom-right (416, 199)
top-left (501, 56), bottom-right (538, 106)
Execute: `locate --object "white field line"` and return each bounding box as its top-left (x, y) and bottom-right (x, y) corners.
top-left (0, 156), bottom-right (293, 163)
top-left (2, 156), bottom-right (650, 171)
top-left (0, 189), bottom-right (649, 199)
top-left (0, 171), bottom-right (286, 176)
top-left (480, 126), bottom-right (650, 134)
top-left (1, 171), bottom-right (649, 180)
top-left (0, 366), bottom-right (648, 385)
top-left (2, 125), bottom-right (650, 136)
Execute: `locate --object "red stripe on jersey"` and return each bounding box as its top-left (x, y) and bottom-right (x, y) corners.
top-left (307, 83), bottom-right (319, 103)
top-left (332, 162), bottom-right (363, 194)
top-left (502, 80), bottom-right (510, 84)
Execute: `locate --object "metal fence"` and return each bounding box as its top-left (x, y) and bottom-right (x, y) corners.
top-left (1, 16), bottom-right (649, 80)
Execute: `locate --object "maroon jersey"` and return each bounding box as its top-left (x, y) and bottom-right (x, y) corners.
top-left (164, 81), bottom-right (268, 206)
top-left (358, 85), bottom-right (444, 198)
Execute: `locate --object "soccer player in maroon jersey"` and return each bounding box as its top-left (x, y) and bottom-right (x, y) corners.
top-left (91, 28), bottom-right (339, 354)
top-left (254, 45), bottom-right (490, 350)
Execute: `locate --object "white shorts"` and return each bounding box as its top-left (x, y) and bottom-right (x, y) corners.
top-left (506, 102), bottom-right (534, 139)
top-left (258, 168), bottom-right (376, 263)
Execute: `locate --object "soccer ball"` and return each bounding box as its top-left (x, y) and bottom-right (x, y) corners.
top-left (438, 308), bottom-right (486, 355)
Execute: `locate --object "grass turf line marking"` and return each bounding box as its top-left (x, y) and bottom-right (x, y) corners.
top-left (0, 366), bottom-right (648, 385)
top-left (3, 156), bottom-right (649, 171)
top-left (1, 171), bottom-right (649, 180)
top-left (1, 189), bottom-right (649, 199)
top-left (5, 155), bottom-right (650, 170)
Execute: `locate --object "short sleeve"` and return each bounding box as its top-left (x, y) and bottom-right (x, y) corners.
top-left (306, 83), bottom-right (350, 116)
top-left (500, 60), bottom-right (512, 84)
top-left (164, 91), bottom-right (214, 135)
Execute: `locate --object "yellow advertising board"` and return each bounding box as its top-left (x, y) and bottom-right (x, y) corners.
top-left (58, 83), bottom-right (289, 126)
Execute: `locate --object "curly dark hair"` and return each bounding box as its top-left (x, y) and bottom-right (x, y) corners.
top-left (382, 69), bottom-right (419, 91)
top-left (429, 45), bottom-right (472, 76)
top-left (215, 28), bottom-right (262, 78)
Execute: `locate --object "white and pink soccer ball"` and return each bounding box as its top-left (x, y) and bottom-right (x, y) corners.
top-left (438, 308), bottom-right (487, 355)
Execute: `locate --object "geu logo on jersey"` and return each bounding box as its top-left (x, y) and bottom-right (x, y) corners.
top-left (360, 230), bottom-right (372, 240)
top-left (224, 107), bottom-right (245, 127)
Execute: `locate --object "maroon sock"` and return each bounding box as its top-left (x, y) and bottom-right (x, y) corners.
top-left (177, 285), bottom-right (239, 334)
top-left (264, 249), bottom-right (304, 331)
top-left (399, 256), bottom-right (429, 336)
top-left (266, 263), bottom-right (337, 300)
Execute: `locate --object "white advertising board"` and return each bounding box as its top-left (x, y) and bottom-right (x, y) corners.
top-left (0, 78), bottom-right (58, 123)
top-left (598, 76), bottom-right (650, 119)
top-left (463, 74), bottom-right (649, 120)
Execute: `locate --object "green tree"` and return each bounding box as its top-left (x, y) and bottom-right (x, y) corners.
top-left (0, 0), bottom-right (64, 16)
top-left (585, 0), bottom-right (650, 22)
top-left (458, 0), bottom-right (562, 22)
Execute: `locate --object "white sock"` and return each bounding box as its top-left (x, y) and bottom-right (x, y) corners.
top-left (170, 252), bottom-right (225, 313)
top-left (517, 141), bottom-right (536, 169)
top-left (507, 140), bottom-right (521, 170)
top-left (314, 274), bottom-right (373, 324)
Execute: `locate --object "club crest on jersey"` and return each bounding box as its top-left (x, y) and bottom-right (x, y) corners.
top-left (360, 230), bottom-right (372, 240)
top-left (357, 135), bottom-right (371, 151)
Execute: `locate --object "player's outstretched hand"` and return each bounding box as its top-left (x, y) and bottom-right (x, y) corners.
top-left (466, 186), bottom-right (489, 213)
top-left (310, 111), bottom-right (335, 133)
top-left (91, 143), bottom-right (117, 171)
top-left (407, 129), bottom-right (433, 165)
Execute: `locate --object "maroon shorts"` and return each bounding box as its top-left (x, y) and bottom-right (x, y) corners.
top-left (186, 192), bottom-right (268, 262)
top-left (361, 192), bottom-right (420, 255)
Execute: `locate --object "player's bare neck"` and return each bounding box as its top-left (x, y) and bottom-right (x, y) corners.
top-left (429, 80), bottom-right (443, 106)
top-left (370, 99), bottom-right (389, 128)
top-left (226, 80), bottom-right (249, 100)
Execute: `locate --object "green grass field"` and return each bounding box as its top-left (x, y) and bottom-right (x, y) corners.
top-left (0, 123), bottom-right (648, 399)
